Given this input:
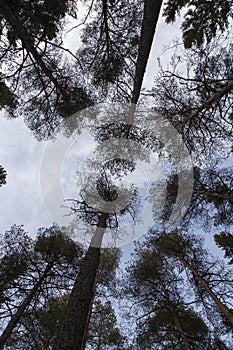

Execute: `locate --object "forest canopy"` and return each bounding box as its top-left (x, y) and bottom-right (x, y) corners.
top-left (0, 0), bottom-right (232, 349)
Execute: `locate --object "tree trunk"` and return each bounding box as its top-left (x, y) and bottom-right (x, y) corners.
top-left (193, 189), bottom-right (233, 202)
top-left (125, 0), bottom-right (163, 136)
top-left (177, 80), bottom-right (233, 127)
top-left (131, 0), bottom-right (163, 104)
top-left (0, 262), bottom-right (54, 349)
top-left (55, 213), bottom-right (109, 350)
top-left (0, 0), bottom-right (65, 97)
top-left (179, 255), bottom-right (233, 327)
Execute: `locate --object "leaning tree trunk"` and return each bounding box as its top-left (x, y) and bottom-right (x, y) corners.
top-left (193, 189), bottom-right (233, 202)
top-left (179, 255), bottom-right (233, 327)
top-left (55, 2), bottom-right (164, 349)
top-left (0, 262), bottom-right (54, 349)
top-left (131, 0), bottom-right (163, 104)
top-left (55, 213), bottom-right (109, 350)
top-left (125, 0), bottom-right (163, 135)
top-left (177, 79), bottom-right (233, 127)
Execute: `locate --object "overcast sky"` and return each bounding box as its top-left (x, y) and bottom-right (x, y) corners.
top-left (0, 8), bottom-right (224, 259)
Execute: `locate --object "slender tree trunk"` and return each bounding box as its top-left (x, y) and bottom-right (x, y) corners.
top-left (55, 3), bottom-right (163, 349)
top-left (0, 0), bottom-right (65, 97)
top-left (55, 213), bottom-right (109, 350)
top-left (125, 0), bottom-right (163, 136)
top-left (131, 0), bottom-right (163, 104)
top-left (193, 189), bottom-right (233, 202)
top-left (0, 262), bottom-right (54, 349)
top-left (177, 80), bottom-right (233, 127)
top-left (179, 255), bottom-right (233, 327)
top-left (102, 0), bottom-right (111, 56)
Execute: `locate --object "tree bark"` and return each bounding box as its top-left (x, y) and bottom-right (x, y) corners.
top-left (179, 255), bottom-right (233, 327)
top-left (55, 213), bottom-right (109, 350)
top-left (0, 0), bottom-right (66, 97)
top-left (0, 262), bottom-right (54, 349)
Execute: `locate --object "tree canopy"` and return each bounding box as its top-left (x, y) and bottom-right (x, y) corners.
top-left (0, 0), bottom-right (233, 349)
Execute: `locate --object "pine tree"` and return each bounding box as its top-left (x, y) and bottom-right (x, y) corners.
top-left (55, 1), bottom-right (164, 348)
top-left (4, 248), bottom-right (121, 349)
top-left (152, 230), bottom-right (233, 329)
top-left (163, 0), bottom-right (232, 48)
top-left (0, 0), bottom-right (92, 140)
top-left (0, 224), bottom-right (82, 349)
top-left (149, 39), bottom-right (233, 160)
top-left (123, 245), bottom-right (213, 349)
top-left (86, 300), bottom-right (125, 350)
